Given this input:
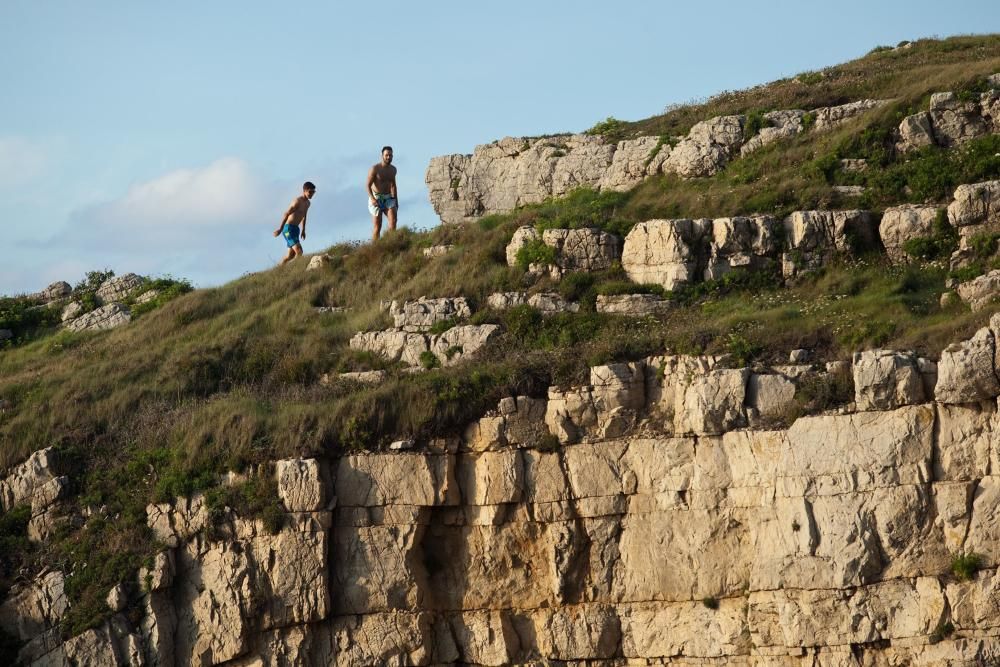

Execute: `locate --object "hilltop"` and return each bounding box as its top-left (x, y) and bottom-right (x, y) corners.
top-left (1, 34), bottom-right (1000, 665)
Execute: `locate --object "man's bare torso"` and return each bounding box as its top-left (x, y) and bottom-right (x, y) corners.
top-left (283, 195), bottom-right (310, 226)
top-left (370, 164), bottom-right (397, 195)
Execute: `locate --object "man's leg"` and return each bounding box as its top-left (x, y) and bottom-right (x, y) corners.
top-left (387, 206), bottom-right (398, 233)
top-left (279, 247), bottom-right (295, 266)
top-left (372, 212), bottom-right (383, 241)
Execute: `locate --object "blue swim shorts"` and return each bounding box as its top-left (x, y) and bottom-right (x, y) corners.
top-left (368, 193), bottom-right (397, 217)
top-left (282, 223), bottom-right (301, 248)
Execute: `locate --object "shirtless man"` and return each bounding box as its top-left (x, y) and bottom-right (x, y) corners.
top-left (273, 181), bottom-right (316, 265)
top-left (366, 146), bottom-right (398, 241)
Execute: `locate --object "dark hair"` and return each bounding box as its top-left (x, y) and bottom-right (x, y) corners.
top-left (303, 181), bottom-right (316, 191)
top-left (381, 146), bottom-right (393, 154)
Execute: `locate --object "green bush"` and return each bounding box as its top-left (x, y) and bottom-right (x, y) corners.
top-left (800, 111), bottom-right (816, 131)
top-left (558, 272), bottom-right (597, 304)
top-left (419, 350), bottom-right (440, 370)
top-left (743, 110), bottom-right (771, 140)
top-left (0, 297), bottom-right (61, 346)
top-left (514, 239), bottom-right (557, 270)
top-left (595, 281), bottom-right (666, 297)
top-left (967, 231), bottom-right (1000, 259)
top-left (130, 276), bottom-right (194, 318)
top-left (586, 116), bottom-right (628, 141)
top-left (951, 551), bottom-right (983, 581)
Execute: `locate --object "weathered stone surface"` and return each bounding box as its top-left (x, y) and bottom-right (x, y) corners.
top-left (349, 323), bottom-right (499, 367)
top-left (95, 273), bottom-right (143, 304)
top-left (929, 92), bottom-right (988, 147)
top-left (542, 227), bottom-right (621, 275)
top-left (957, 269), bottom-right (1000, 311)
top-left (276, 458), bottom-right (326, 512)
top-left (389, 296), bottom-right (471, 331)
top-left (546, 363), bottom-right (646, 443)
top-left (422, 244), bottom-right (454, 258)
top-left (134, 288), bottom-right (159, 305)
top-left (486, 291), bottom-right (579, 314)
top-left (897, 111), bottom-right (936, 152)
top-left (747, 373), bottom-right (797, 419)
top-left (336, 454), bottom-right (454, 507)
top-left (880, 205), bottom-right (941, 263)
top-left (935, 326), bottom-right (1000, 403)
top-left (621, 219), bottom-right (710, 290)
top-left (64, 303), bottom-right (131, 332)
top-left (740, 109), bottom-right (805, 157)
top-left (664, 115), bottom-right (744, 178)
top-left (599, 136), bottom-right (668, 191)
top-left (782, 210), bottom-right (878, 277)
top-left (305, 254), bottom-right (332, 271)
top-left (32, 281), bottom-right (72, 303)
top-left (322, 369), bottom-right (387, 385)
top-left (965, 475), bottom-right (1000, 566)
top-left (595, 293), bottom-right (671, 315)
top-left (0, 447), bottom-right (61, 512)
top-left (852, 349), bottom-right (925, 411)
top-left (948, 180), bottom-right (1000, 228)
top-left (674, 369), bottom-right (749, 435)
top-left (704, 215), bottom-right (778, 280)
top-left (812, 99), bottom-right (886, 131)
top-left (0, 571), bottom-right (67, 649)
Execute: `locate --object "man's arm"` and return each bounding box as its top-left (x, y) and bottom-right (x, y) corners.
top-left (390, 167), bottom-right (398, 208)
top-left (366, 166), bottom-right (377, 203)
top-left (274, 200), bottom-right (294, 236)
top-left (301, 202), bottom-right (308, 239)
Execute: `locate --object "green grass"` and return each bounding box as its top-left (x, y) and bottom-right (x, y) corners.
top-left (950, 551), bottom-right (984, 581)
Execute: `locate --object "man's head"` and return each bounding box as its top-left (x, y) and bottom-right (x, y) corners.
top-left (303, 181), bottom-right (317, 199)
top-left (381, 146), bottom-right (393, 165)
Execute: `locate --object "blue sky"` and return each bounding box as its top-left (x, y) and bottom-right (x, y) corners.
top-left (1, 1), bottom-right (998, 295)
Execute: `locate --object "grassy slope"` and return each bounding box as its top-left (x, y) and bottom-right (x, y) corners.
top-left (1, 34), bottom-right (1000, 637)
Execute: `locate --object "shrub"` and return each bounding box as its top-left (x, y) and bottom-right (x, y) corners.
top-left (130, 276), bottom-right (194, 318)
top-left (800, 111), bottom-right (816, 131)
top-left (558, 272), bottom-right (597, 304)
top-left (419, 350), bottom-right (440, 370)
top-left (967, 231), bottom-right (1000, 259)
top-left (595, 281), bottom-right (666, 297)
top-left (514, 239), bottom-right (556, 270)
top-left (743, 110), bottom-right (771, 140)
top-left (797, 71), bottom-right (824, 85)
top-left (901, 210), bottom-right (957, 261)
top-left (586, 116), bottom-right (628, 141)
top-left (951, 551), bottom-right (983, 581)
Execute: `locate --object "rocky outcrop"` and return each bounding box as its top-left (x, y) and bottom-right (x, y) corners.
top-left (422, 244), bottom-right (454, 258)
top-left (306, 254), bottom-right (332, 271)
top-left (15, 327), bottom-right (1000, 664)
top-left (64, 303), bottom-right (131, 332)
top-left (504, 226), bottom-right (620, 278)
top-left (948, 180), bottom-right (1000, 256)
top-left (30, 281), bottom-right (72, 303)
top-left (595, 293), bottom-right (671, 315)
top-left (349, 324), bottom-right (500, 368)
top-left (781, 209), bottom-right (879, 278)
top-left (880, 205), bottom-right (940, 263)
top-left (897, 78), bottom-right (1000, 152)
top-left (95, 273), bottom-right (144, 305)
top-left (428, 101), bottom-right (888, 225)
top-left (388, 297), bottom-right (472, 331)
top-left (957, 269), bottom-right (1000, 311)
top-left (486, 291), bottom-right (580, 315)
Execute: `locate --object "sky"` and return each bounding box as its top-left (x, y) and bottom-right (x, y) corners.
top-left (1, 1), bottom-right (998, 296)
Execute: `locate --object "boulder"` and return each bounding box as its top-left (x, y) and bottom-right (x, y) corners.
top-left (896, 112), bottom-right (935, 152)
top-left (431, 324), bottom-right (501, 366)
top-left (673, 368), bottom-right (749, 435)
top-left (812, 99), bottom-right (886, 131)
top-left (33, 281), bottom-right (72, 303)
top-left (957, 269), bottom-right (1000, 311)
top-left (664, 115), bottom-right (744, 178)
top-left (595, 293), bottom-right (671, 315)
top-left (935, 326), bottom-right (1000, 403)
top-left (747, 373), bottom-right (797, 418)
top-left (64, 303), bottom-right (131, 332)
top-left (782, 210), bottom-right (878, 277)
top-left (422, 244), bottom-right (454, 258)
top-left (95, 273), bottom-right (144, 304)
top-left (929, 92), bottom-right (988, 147)
top-left (948, 180), bottom-right (1000, 229)
top-left (389, 296), bottom-right (472, 331)
top-left (879, 205), bottom-right (940, 263)
top-left (739, 109), bottom-right (805, 156)
top-left (621, 219), bottom-right (710, 291)
top-left (542, 227), bottom-right (621, 275)
top-left (852, 349), bottom-right (925, 411)
top-left (0, 448), bottom-right (62, 512)
top-left (704, 215), bottom-right (778, 280)
top-left (305, 254), bottom-right (332, 271)
top-left (135, 289), bottom-right (159, 305)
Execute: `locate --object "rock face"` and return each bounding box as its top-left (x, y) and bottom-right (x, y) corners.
top-left (595, 293), bottom-right (671, 315)
top-left (349, 324), bottom-right (500, 368)
top-left (897, 79), bottom-right (1000, 152)
top-left (64, 303), bottom-right (131, 332)
top-left (13, 332), bottom-right (1000, 664)
top-left (96, 273), bottom-right (144, 304)
top-left (486, 291), bottom-right (580, 315)
top-left (31, 281), bottom-right (72, 303)
top-left (948, 180), bottom-right (1000, 255)
top-left (880, 205), bottom-right (940, 263)
top-left (957, 269), bottom-right (1000, 311)
top-left (781, 209), bottom-right (878, 277)
top-left (388, 297), bottom-right (472, 331)
top-left (504, 226), bottom-right (620, 277)
top-left (428, 100), bottom-right (888, 225)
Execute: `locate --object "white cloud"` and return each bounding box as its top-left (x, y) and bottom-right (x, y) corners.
top-left (0, 136), bottom-right (48, 189)
top-left (84, 157), bottom-right (281, 229)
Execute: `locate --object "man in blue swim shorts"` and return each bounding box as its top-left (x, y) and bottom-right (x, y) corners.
top-left (273, 181), bottom-right (316, 265)
top-left (366, 146), bottom-right (398, 241)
